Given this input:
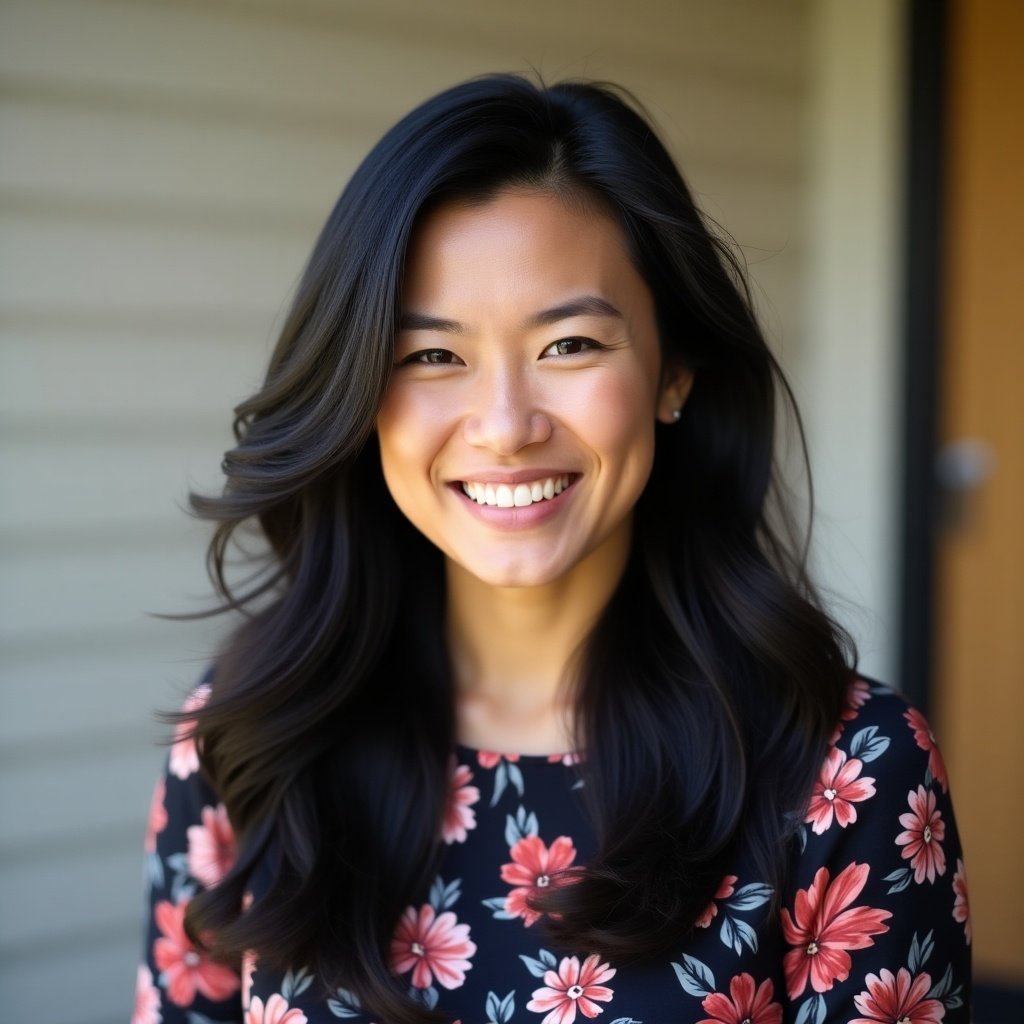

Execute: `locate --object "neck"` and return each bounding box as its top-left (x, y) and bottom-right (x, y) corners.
top-left (445, 522), bottom-right (631, 755)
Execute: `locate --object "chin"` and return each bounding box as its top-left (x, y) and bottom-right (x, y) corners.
top-left (457, 554), bottom-right (573, 590)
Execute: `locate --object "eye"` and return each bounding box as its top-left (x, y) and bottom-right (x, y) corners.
top-left (541, 336), bottom-right (602, 357)
top-left (399, 348), bottom-right (464, 366)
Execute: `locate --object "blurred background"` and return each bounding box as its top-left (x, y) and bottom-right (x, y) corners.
top-left (0, 0), bottom-right (1020, 1021)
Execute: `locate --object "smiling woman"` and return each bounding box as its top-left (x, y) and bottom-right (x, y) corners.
top-left (136, 75), bottom-right (970, 1024)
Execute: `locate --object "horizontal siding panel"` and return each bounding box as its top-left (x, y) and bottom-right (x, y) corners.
top-left (0, 329), bottom-right (268, 421)
top-left (0, 534), bottom-right (219, 642)
top-left (0, 929), bottom-right (139, 1024)
top-left (0, 1), bottom-right (803, 172)
top-left (0, 97), bottom-right (802, 234)
top-left (139, 0), bottom-right (807, 90)
top-left (0, 837), bottom-right (145, 952)
top-left (0, 643), bottom-right (214, 746)
top-left (0, 97), bottom-right (364, 217)
top-left (0, 216), bottom-right (313, 312)
top-left (0, 736), bottom-right (160, 849)
top-left (0, 0), bottom-right (804, 106)
top-left (0, 434), bottom-right (228, 531)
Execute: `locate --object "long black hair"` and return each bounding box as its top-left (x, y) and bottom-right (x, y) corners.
top-left (176, 73), bottom-right (855, 1023)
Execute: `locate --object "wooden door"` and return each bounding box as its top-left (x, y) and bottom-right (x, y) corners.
top-left (936, 0), bottom-right (1024, 987)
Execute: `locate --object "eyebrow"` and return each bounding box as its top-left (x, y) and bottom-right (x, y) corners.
top-left (398, 295), bottom-right (623, 334)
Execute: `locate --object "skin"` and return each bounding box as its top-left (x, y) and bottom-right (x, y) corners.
top-left (375, 190), bottom-right (693, 754)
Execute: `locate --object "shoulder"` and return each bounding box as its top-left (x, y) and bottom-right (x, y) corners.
top-left (829, 677), bottom-right (949, 795)
top-left (777, 676), bottom-right (970, 1021)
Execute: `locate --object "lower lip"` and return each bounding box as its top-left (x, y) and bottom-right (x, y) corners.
top-left (451, 478), bottom-right (578, 529)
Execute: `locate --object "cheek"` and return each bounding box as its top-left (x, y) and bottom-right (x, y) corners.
top-left (569, 368), bottom-right (658, 474)
top-left (376, 387), bottom-right (450, 476)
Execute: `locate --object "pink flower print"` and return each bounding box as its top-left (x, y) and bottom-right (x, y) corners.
top-left (805, 748), bottom-right (876, 834)
top-left (153, 898), bottom-right (240, 1006)
top-left (442, 761), bottom-right (480, 844)
top-left (527, 953), bottom-right (616, 1024)
top-left (547, 752), bottom-right (582, 766)
top-left (904, 708), bottom-right (949, 793)
top-left (187, 803), bottom-right (237, 887)
top-left (132, 964), bottom-right (161, 1024)
top-left (831, 678), bottom-right (871, 743)
top-left (501, 835), bottom-right (580, 926)
top-left (242, 950), bottom-right (256, 1009)
top-left (780, 862), bottom-right (892, 999)
top-left (953, 857), bottom-right (971, 944)
top-left (390, 903), bottom-right (476, 990)
top-left (896, 785), bottom-right (947, 883)
top-left (697, 973), bottom-right (782, 1024)
top-left (169, 685), bottom-right (210, 780)
top-left (245, 993), bottom-right (308, 1024)
top-left (695, 874), bottom-right (738, 928)
top-left (145, 776), bottom-right (167, 854)
top-left (850, 967), bottom-right (945, 1024)
top-left (478, 751), bottom-right (520, 769)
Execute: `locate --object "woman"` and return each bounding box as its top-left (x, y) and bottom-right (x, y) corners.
top-left (137, 75), bottom-right (970, 1024)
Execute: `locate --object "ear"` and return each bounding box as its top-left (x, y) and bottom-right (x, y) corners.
top-left (656, 363), bottom-right (695, 424)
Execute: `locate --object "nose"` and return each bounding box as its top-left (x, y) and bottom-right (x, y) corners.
top-left (462, 367), bottom-right (552, 455)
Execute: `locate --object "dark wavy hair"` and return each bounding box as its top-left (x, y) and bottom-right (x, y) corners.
top-left (175, 73), bottom-right (855, 1023)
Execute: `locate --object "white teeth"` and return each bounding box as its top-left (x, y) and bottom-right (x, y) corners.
top-left (461, 475), bottom-right (573, 508)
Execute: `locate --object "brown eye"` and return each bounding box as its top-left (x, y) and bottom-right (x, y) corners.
top-left (542, 337), bottom-right (601, 357)
top-left (400, 348), bottom-right (462, 365)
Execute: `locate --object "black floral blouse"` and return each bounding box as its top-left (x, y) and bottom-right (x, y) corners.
top-left (135, 680), bottom-right (971, 1024)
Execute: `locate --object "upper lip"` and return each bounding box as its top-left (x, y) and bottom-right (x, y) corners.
top-left (450, 469), bottom-right (577, 485)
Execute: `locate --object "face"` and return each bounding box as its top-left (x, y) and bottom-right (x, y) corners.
top-left (375, 190), bottom-right (692, 590)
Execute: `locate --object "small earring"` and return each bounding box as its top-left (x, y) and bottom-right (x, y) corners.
top-left (672, 408), bottom-right (682, 421)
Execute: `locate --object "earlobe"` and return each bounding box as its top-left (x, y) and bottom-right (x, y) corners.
top-left (657, 366), bottom-right (695, 424)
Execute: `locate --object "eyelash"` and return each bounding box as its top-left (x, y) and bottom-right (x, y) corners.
top-left (397, 337), bottom-right (602, 366)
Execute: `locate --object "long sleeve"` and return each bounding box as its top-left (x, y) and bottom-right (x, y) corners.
top-left (779, 681), bottom-right (971, 1024)
top-left (134, 684), bottom-right (243, 1024)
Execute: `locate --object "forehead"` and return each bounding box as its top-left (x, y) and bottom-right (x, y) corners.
top-left (401, 190), bottom-right (650, 318)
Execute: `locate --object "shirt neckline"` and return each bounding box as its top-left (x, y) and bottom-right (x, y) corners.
top-left (455, 741), bottom-right (579, 766)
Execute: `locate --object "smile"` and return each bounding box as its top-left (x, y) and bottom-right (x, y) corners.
top-left (460, 475), bottom-right (572, 508)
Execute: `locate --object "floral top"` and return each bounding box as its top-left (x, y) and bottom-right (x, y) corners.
top-left (135, 681), bottom-right (971, 1024)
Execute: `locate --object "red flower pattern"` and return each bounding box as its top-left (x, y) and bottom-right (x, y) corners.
top-left (804, 747), bottom-right (876, 834)
top-left (526, 953), bottom-right (615, 1024)
top-left (904, 708), bottom-right (949, 793)
top-left (169, 685), bottom-right (210, 780)
top-left (145, 776), bottom-right (167, 854)
top-left (132, 964), bottom-right (161, 1024)
top-left (245, 993), bottom-right (309, 1024)
top-left (443, 761), bottom-right (480, 844)
top-left (501, 835), bottom-right (579, 926)
top-left (695, 874), bottom-right (738, 929)
top-left (896, 785), bottom-right (947, 883)
top-left (187, 802), bottom-right (237, 887)
top-left (546, 752), bottom-right (582, 766)
top-left (780, 862), bottom-right (892, 998)
top-left (141, 685), bottom-right (968, 1021)
top-left (952, 858), bottom-right (971, 944)
top-left (390, 903), bottom-right (476, 990)
top-left (477, 750), bottom-right (520, 769)
top-left (850, 967), bottom-right (945, 1024)
top-left (153, 898), bottom-right (240, 1006)
top-left (697, 973), bottom-right (782, 1024)
top-left (242, 949), bottom-right (256, 1009)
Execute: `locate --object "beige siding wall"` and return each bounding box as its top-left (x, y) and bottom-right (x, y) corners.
top-left (0, 2), bottom-right (901, 1021)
